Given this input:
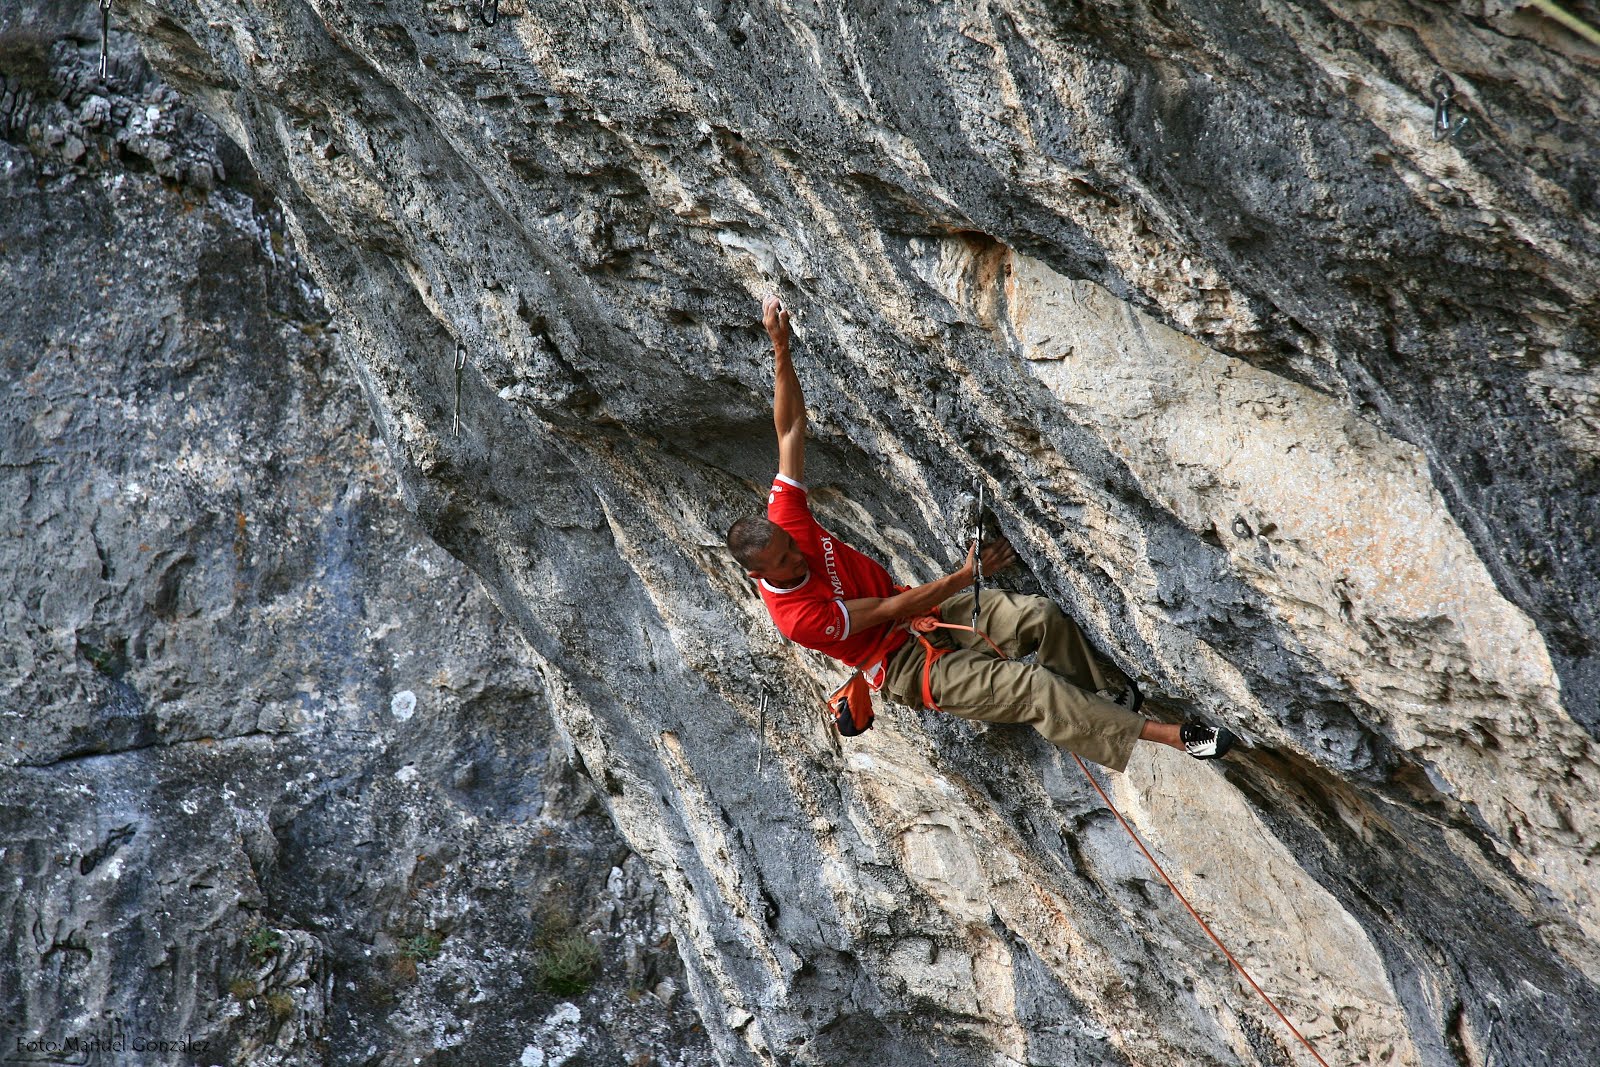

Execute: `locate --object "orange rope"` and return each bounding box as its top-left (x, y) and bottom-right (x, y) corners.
top-left (920, 607), bottom-right (1332, 1063)
top-left (1071, 754), bottom-right (1335, 1067)
top-left (910, 616), bottom-right (1008, 658)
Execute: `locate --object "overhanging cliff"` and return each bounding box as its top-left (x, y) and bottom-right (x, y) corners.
top-left (59, 0), bottom-right (1600, 1063)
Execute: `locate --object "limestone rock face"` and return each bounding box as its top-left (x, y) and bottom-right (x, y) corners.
top-left (0, 10), bottom-right (709, 1065)
top-left (29, 0), bottom-right (1600, 1064)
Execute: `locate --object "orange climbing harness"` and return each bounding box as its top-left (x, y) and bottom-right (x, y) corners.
top-left (907, 606), bottom-right (1007, 712)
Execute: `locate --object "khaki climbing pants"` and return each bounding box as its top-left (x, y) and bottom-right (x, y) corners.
top-left (881, 590), bottom-right (1145, 772)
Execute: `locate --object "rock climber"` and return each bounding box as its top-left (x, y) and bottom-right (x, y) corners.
top-left (726, 295), bottom-right (1235, 770)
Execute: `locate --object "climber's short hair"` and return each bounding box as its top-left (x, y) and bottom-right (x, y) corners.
top-left (726, 516), bottom-right (780, 570)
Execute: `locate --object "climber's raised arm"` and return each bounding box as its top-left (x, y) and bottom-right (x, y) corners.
top-left (765, 295), bottom-right (805, 483)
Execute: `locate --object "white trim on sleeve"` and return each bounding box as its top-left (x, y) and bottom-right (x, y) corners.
top-left (774, 473), bottom-right (808, 491)
top-left (834, 598), bottom-right (851, 640)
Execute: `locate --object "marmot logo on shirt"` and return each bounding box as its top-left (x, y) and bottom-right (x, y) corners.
top-left (819, 535), bottom-right (845, 599)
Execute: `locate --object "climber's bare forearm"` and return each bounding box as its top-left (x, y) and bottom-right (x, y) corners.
top-left (844, 568), bottom-right (970, 633)
top-left (843, 536), bottom-right (1016, 633)
top-left (765, 295), bottom-right (806, 481)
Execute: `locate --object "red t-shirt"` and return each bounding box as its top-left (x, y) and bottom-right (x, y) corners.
top-left (758, 475), bottom-right (908, 687)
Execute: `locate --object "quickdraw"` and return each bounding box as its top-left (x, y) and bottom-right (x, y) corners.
top-left (971, 480), bottom-right (985, 631)
top-left (452, 340), bottom-right (467, 436)
top-left (1430, 74), bottom-right (1470, 143)
top-left (918, 483), bottom-right (1007, 712)
top-left (756, 693), bottom-right (768, 775)
top-left (99, 0), bottom-right (113, 80)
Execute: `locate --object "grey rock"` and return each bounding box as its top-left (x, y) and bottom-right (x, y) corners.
top-left (10, 0), bottom-right (1600, 1064)
top-left (111, 0), bottom-right (1600, 1062)
top-left (0, 14), bottom-right (710, 1066)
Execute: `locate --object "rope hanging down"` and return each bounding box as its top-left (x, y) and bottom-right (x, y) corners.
top-left (1528, 0), bottom-right (1600, 46)
top-left (1071, 754), bottom-right (1334, 1067)
top-left (950, 508), bottom-right (1323, 1061)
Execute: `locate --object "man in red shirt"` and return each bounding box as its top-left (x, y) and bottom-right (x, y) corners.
top-left (727, 296), bottom-right (1234, 770)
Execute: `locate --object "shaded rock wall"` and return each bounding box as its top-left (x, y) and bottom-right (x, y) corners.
top-left (21, 0), bottom-right (1600, 1064)
top-left (0, 9), bottom-right (710, 1064)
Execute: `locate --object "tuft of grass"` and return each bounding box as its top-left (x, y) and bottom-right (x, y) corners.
top-left (227, 976), bottom-right (258, 1001)
top-left (399, 933), bottom-right (442, 963)
top-left (529, 896), bottom-right (601, 995)
top-left (265, 991), bottom-right (295, 1019)
top-left (244, 923), bottom-right (281, 965)
top-left (533, 930), bottom-right (600, 995)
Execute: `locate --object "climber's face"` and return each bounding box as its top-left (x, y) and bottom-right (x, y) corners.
top-left (747, 529), bottom-right (808, 587)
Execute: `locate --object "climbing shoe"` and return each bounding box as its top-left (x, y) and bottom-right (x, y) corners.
top-left (1180, 723), bottom-right (1235, 760)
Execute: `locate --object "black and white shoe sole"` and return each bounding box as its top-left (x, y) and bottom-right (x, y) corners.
top-left (1184, 726), bottom-right (1235, 760)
